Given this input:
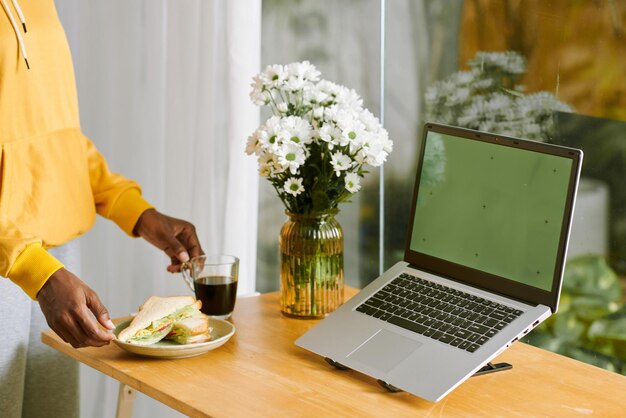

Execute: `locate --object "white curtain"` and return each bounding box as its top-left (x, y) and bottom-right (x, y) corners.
top-left (55, 1), bottom-right (261, 417)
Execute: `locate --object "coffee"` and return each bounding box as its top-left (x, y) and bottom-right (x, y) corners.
top-left (194, 275), bottom-right (238, 317)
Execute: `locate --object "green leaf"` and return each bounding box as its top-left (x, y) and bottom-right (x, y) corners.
top-left (588, 308), bottom-right (626, 359)
top-left (570, 295), bottom-right (618, 322)
top-left (551, 310), bottom-right (586, 343)
top-left (523, 329), bottom-right (566, 353)
top-left (563, 256), bottom-right (622, 303)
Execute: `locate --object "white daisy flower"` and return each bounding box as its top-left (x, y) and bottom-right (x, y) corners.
top-left (286, 60), bottom-right (321, 82)
top-left (330, 152), bottom-right (353, 176)
top-left (334, 86), bottom-right (363, 110)
top-left (277, 142), bottom-right (306, 174)
top-left (257, 116), bottom-right (284, 153)
top-left (344, 172), bottom-right (361, 193)
top-left (338, 117), bottom-right (366, 148)
top-left (359, 109), bottom-right (381, 132)
top-left (284, 177), bottom-right (305, 196)
top-left (318, 123), bottom-right (342, 149)
top-left (280, 116), bottom-right (313, 145)
top-left (245, 131), bottom-right (261, 155)
top-left (261, 64), bottom-right (287, 87)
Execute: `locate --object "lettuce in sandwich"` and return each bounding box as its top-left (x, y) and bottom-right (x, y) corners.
top-left (118, 296), bottom-right (203, 346)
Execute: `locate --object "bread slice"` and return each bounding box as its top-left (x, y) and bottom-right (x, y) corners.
top-left (166, 311), bottom-right (212, 344)
top-left (118, 295), bottom-right (197, 343)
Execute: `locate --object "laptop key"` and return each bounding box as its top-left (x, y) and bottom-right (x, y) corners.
top-left (451, 317), bottom-right (464, 326)
top-left (494, 322), bottom-right (506, 330)
top-left (412, 293), bottom-right (425, 302)
top-left (483, 318), bottom-right (499, 327)
top-left (467, 344), bottom-right (480, 353)
top-left (365, 297), bottom-right (384, 308)
top-left (427, 299), bottom-right (441, 308)
top-left (379, 312), bottom-right (392, 321)
top-left (459, 319), bottom-right (473, 329)
top-left (451, 338), bottom-right (464, 347)
top-left (465, 312), bottom-right (478, 322)
top-left (454, 329), bottom-right (471, 339)
top-left (423, 328), bottom-right (436, 337)
top-left (438, 334), bottom-right (454, 344)
top-left (421, 306), bottom-right (434, 316)
top-left (485, 329), bottom-right (498, 338)
top-left (431, 320), bottom-right (445, 330)
top-left (490, 311), bottom-right (507, 321)
top-left (388, 315), bottom-right (428, 335)
top-left (450, 307), bottom-right (464, 316)
top-left (438, 323), bottom-right (452, 333)
top-left (432, 331), bottom-right (444, 340)
top-left (446, 326), bottom-right (460, 336)
top-left (422, 318), bottom-right (435, 328)
top-left (458, 309), bottom-right (471, 318)
top-left (442, 304), bottom-right (455, 313)
top-left (427, 310), bottom-right (440, 319)
top-left (395, 308), bottom-right (408, 317)
top-left (468, 324), bottom-right (489, 334)
top-left (458, 340), bottom-right (471, 350)
top-left (502, 315), bottom-right (518, 323)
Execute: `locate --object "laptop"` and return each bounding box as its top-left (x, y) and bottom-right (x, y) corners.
top-left (296, 122), bottom-right (583, 402)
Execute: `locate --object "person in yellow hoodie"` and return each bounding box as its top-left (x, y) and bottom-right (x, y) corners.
top-left (1, 1), bottom-right (204, 417)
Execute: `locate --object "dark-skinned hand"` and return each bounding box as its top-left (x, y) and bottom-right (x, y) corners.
top-left (37, 209), bottom-right (202, 348)
top-left (133, 209), bottom-right (204, 272)
top-left (37, 268), bottom-right (115, 348)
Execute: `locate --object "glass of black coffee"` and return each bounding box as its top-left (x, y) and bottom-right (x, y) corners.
top-left (180, 255), bottom-right (239, 319)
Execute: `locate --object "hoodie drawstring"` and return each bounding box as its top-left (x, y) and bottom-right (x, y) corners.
top-left (1, 0), bottom-right (29, 69)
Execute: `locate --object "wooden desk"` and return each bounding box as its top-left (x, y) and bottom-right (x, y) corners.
top-left (42, 288), bottom-right (626, 417)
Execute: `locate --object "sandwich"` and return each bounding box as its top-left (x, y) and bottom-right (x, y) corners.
top-left (165, 310), bottom-right (212, 344)
top-left (118, 295), bottom-right (206, 346)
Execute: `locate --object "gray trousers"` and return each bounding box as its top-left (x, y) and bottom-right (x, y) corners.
top-left (0, 241), bottom-right (80, 418)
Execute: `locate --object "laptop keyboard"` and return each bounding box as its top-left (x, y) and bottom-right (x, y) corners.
top-left (356, 273), bottom-right (524, 353)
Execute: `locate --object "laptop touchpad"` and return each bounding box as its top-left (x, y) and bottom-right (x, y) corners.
top-left (348, 329), bottom-right (422, 373)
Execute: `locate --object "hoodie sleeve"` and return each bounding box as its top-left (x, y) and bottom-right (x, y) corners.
top-left (82, 135), bottom-right (154, 236)
top-left (1, 135), bottom-right (154, 300)
top-left (0, 221), bottom-right (64, 300)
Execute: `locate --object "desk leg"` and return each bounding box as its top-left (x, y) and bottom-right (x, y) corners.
top-left (116, 383), bottom-right (137, 418)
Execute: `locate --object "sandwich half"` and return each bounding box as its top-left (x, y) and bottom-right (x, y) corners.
top-left (166, 311), bottom-right (212, 344)
top-left (118, 295), bottom-right (201, 345)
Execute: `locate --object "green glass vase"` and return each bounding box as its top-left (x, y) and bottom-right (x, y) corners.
top-left (279, 210), bottom-right (344, 318)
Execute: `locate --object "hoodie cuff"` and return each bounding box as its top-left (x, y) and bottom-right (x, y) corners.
top-left (107, 188), bottom-right (155, 237)
top-left (8, 243), bottom-right (64, 300)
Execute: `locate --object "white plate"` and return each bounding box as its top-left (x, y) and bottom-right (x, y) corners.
top-left (113, 318), bottom-right (235, 359)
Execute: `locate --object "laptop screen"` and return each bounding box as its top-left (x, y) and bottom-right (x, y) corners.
top-left (405, 124), bottom-right (582, 310)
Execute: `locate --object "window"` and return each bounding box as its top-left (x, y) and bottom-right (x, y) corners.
top-left (258, 0), bottom-right (626, 376)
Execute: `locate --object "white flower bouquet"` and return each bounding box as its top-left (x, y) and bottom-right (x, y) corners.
top-left (246, 61), bottom-right (393, 214)
top-left (425, 51), bottom-right (573, 142)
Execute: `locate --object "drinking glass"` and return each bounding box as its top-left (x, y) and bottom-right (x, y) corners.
top-left (181, 255), bottom-right (239, 319)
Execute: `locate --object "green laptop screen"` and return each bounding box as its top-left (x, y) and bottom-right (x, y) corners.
top-left (410, 131), bottom-right (574, 291)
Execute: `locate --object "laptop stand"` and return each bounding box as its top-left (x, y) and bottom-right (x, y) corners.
top-left (325, 358), bottom-right (512, 393)
top-left (473, 361), bottom-right (513, 376)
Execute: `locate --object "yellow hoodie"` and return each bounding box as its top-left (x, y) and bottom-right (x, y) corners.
top-left (1, 0), bottom-right (154, 299)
